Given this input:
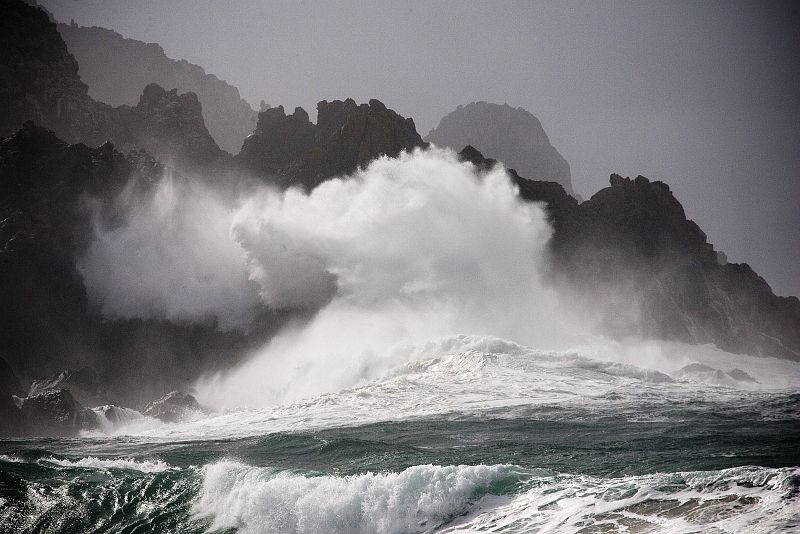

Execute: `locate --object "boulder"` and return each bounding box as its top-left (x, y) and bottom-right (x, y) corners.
top-left (143, 391), bottom-right (203, 423)
top-left (18, 389), bottom-right (98, 437)
top-left (28, 367), bottom-right (113, 408)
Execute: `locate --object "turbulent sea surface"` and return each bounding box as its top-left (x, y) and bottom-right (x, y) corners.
top-left (1, 336), bottom-right (799, 533)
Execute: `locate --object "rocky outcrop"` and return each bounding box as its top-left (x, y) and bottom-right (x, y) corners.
top-left (554, 174), bottom-right (800, 359)
top-left (0, 122), bottom-right (283, 408)
top-left (28, 367), bottom-right (113, 408)
top-left (428, 102), bottom-right (573, 194)
top-left (0, 0), bottom-right (106, 145)
top-left (104, 83), bottom-right (229, 168)
top-left (17, 389), bottom-right (98, 437)
top-left (57, 21), bottom-right (257, 153)
top-left (459, 146), bottom-right (800, 361)
top-left (0, 122), bottom-right (160, 381)
top-left (1, 2), bottom-right (226, 170)
top-left (142, 391), bottom-right (203, 423)
top-left (237, 98), bottom-right (426, 189)
top-left (458, 145), bottom-right (578, 230)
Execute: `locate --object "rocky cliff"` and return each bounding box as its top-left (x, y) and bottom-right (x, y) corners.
top-left (57, 22), bottom-right (257, 153)
top-left (461, 146), bottom-right (800, 360)
top-left (237, 98), bottom-right (426, 189)
top-left (1, 1), bottom-right (226, 170)
top-left (428, 102), bottom-right (574, 194)
top-left (0, 122), bottom-right (282, 407)
top-left (0, 0), bottom-right (105, 144)
top-left (104, 83), bottom-right (228, 168)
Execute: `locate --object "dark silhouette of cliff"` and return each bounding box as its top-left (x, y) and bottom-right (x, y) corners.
top-left (428, 102), bottom-right (574, 194)
top-left (57, 22), bottom-right (257, 154)
top-left (461, 146), bottom-right (800, 360)
top-left (1, 0), bottom-right (227, 170)
top-left (237, 98), bottom-right (426, 189)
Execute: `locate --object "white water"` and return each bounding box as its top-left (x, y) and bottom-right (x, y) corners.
top-left (194, 461), bottom-right (526, 534)
top-left (191, 461), bottom-right (800, 534)
top-left (444, 465), bottom-right (800, 533)
top-left (41, 456), bottom-right (172, 473)
top-left (99, 334), bottom-right (800, 440)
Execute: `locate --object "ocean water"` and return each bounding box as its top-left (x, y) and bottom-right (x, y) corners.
top-left (1, 335), bottom-right (799, 533)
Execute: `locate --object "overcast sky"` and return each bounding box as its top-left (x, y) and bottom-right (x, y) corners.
top-left (40, 0), bottom-right (800, 297)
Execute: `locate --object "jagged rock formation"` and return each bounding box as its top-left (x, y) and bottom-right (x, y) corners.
top-left (0, 0), bottom-right (106, 144)
top-left (460, 147), bottom-right (800, 360)
top-left (143, 390), bottom-right (203, 423)
top-left (57, 21), bottom-right (257, 153)
top-left (428, 102), bottom-right (573, 194)
top-left (0, 121), bottom-right (283, 408)
top-left (1, 1), bottom-right (226, 170)
top-left (105, 83), bottom-right (228, 167)
top-left (28, 367), bottom-right (113, 408)
top-left (237, 98), bottom-right (426, 189)
top-left (17, 389), bottom-right (98, 437)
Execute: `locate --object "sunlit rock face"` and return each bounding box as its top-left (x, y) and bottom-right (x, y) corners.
top-left (427, 101), bottom-right (574, 194)
top-left (237, 98), bottom-right (426, 189)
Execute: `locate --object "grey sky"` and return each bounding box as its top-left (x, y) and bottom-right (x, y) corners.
top-left (40, 0), bottom-right (800, 297)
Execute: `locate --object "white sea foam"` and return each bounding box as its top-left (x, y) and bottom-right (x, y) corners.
top-left (41, 456), bottom-right (171, 473)
top-left (194, 461), bottom-right (526, 534)
top-left (125, 334), bottom-right (800, 440)
top-left (443, 465), bottom-right (800, 533)
top-left (0, 454), bottom-right (24, 463)
top-left (193, 462), bottom-right (799, 534)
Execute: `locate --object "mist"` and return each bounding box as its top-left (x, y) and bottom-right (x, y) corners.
top-left (38, 0), bottom-right (800, 298)
top-left (78, 148), bottom-right (594, 407)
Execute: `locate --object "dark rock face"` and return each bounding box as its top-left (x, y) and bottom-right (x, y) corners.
top-left (0, 122), bottom-right (158, 379)
top-left (554, 174), bottom-right (800, 359)
top-left (57, 22), bottom-right (257, 153)
top-left (0, 122), bottom-right (284, 408)
top-left (143, 391), bottom-right (203, 423)
top-left (238, 98), bottom-right (426, 189)
top-left (18, 389), bottom-right (98, 437)
top-left (28, 367), bottom-right (113, 408)
top-left (459, 147), bottom-right (800, 361)
top-left (428, 102), bottom-right (573, 194)
top-left (458, 145), bottom-right (578, 229)
top-left (105, 83), bottom-right (229, 168)
top-left (0, 0), bottom-right (106, 145)
top-left (0, 356), bottom-right (24, 436)
top-left (1, 2), bottom-right (226, 171)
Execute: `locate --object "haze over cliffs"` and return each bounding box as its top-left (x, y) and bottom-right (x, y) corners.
top-left (1, 0), bottom-right (799, 436)
top-left (427, 102), bottom-right (574, 195)
top-left (57, 21), bottom-right (257, 153)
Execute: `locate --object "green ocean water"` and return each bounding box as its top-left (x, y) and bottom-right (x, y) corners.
top-left (2, 394), bottom-right (799, 533)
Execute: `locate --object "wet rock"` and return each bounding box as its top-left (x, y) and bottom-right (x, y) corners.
top-left (143, 391), bottom-right (203, 423)
top-left (28, 367), bottom-right (113, 408)
top-left (18, 389), bottom-right (98, 437)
